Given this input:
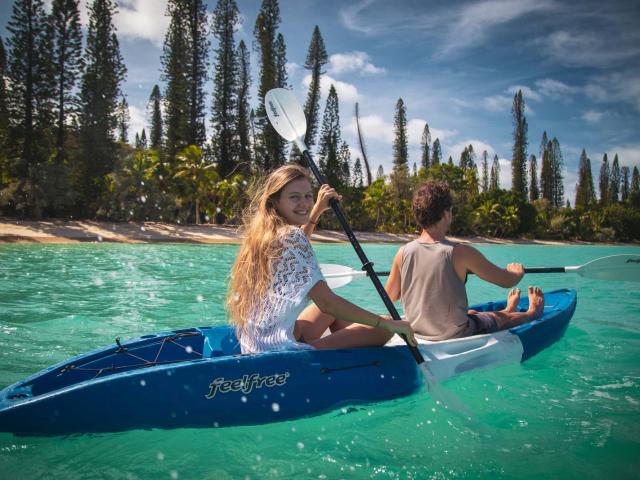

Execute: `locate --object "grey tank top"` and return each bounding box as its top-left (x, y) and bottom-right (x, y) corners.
top-left (400, 239), bottom-right (474, 340)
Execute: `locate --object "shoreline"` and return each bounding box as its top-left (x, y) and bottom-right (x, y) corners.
top-left (0, 218), bottom-right (630, 246)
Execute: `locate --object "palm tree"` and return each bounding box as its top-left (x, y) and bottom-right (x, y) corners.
top-left (173, 145), bottom-right (219, 224)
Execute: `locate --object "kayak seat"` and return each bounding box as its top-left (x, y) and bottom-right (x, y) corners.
top-left (200, 326), bottom-right (241, 357)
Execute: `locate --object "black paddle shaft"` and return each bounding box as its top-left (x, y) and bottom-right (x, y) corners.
top-left (302, 150), bottom-right (425, 365)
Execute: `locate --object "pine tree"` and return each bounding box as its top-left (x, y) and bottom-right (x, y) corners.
top-left (511, 90), bottom-right (528, 197)
top-left (116, 96), bottom-right (129, 143)
top-left (490, 154), bottom-right (500, 190)
top-left (161, 0), bottom-right (190, 161)
top-left (274, 33), bottom-right (288, 88)
top-left (376, 164), bottom-right (384, 180)
top-left (539, 131), bottom-right (548, 165)
top-left (413, 162), bottom-right (417, 177)
top-left (134, 132), bottom-right (141, 149)
top-left (431, 138), bottom-right (441, 166)
top-left (575, 149), bottom-right (595, 208)
top-left (185, 0), bottom-right (209, 148)
top-left (620, 166), bottom-right (630, 202)
top-left (529, 154), bottom-right (539, 201)
top-left (236, 40), bottom-right (251, 173)
top-left (392, 98), bottom-right (408, 171)
top-left (148, 84), bottom-right (163, 151)
top-left (420, 123), bottom-right (431, 170)
top-left (549, 138), bottom-right (564, 207)
top-left (599, 153), bottom-right (609, 205)
top-left (338, 140), bottom-right (351, 187)
top-left (481, 150), bottom-right (489, 192)
top-left (6, 0), bottom-right (54, 205)
top-left (447, 156), bottom-right (453, 166)
top-left (253, 0), bottom-right (284, 170)
top-left (540, 143), bottom-right (553, 202)
top-left (50, 0), bottom-right (83, 161)
top-left (211, 0), bottom-right (239, 178)
top-left (318, 85), bottom-right (343, 188)
top-left (353, 157), bottom-right (363, 187)
top-left (302, 26), bottom-right (327, 149)
top-left (631, 166), bottom-right (639, 196)
top-left (609, 154), bottom-right (620, 203)
top-left (79, 0), bottom-right (126, 209)
top-left (140, 128), bottom-right (147, 149)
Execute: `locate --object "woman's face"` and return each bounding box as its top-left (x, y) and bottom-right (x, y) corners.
top-left (275, 177), bottom-right (314, 225)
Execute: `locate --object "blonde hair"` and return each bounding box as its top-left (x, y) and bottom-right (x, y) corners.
top-left (226, 164), bottom-right (311, 330)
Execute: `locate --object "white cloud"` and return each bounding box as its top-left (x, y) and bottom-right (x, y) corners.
top-left (328, 51), bottom-right (385, 75)
top-left (582, 110), bottom-right (604, 124)
top-left (535, 78), bottom-right (579, 99)
top-left (441, 0), bottom-right (556, 55)
top-left (445, 139), bottom-right (498, 167)
top-left (483, 94), bottom-right (512, 112)
top-left (286, 62), bottom-right (300, 79)
top-left (128, 104), bottom-right (146, 143)
top-left (539, 30), bottom-right (640, 69)
top-left (603, 145), bottom-right (640, 169)
top-left (115, 0), bottom-right (170, 46)
top-left (346, 114), bottom-right (393, 143)
top-left (507, 85), bottom-right (542, 102)
top-left (339, 0), bottom-right (377, 34)
top-left (406, 119), bottom-right (458, 146)
top-left (585, 70), bottom-right (640, 112)
top-left (302, 74), bottom-right (360, 105)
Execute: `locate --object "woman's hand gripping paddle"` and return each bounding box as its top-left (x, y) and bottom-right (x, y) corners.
top-left (265, 88), bottom-right (473, 419)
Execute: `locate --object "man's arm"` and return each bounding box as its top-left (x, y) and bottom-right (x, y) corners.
top-left (454, 244), bottom-right (524, 288)
top-left (385, 247), bottom-right (404, 302)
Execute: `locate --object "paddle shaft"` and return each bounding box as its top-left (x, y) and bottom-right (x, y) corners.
top-left (350, 267), bottom-right (566, 279)
top-left (301, 150), bottom-right (425, 365)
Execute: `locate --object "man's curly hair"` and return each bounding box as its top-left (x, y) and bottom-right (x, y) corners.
top-left (412, 181), bottom-right (453, 229)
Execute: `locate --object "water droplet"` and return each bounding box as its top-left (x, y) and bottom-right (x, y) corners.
top-left (241, 396), bottom-right (247, 403)
top-left (157, 452), bottom-right (165, 461)
top-left (196, 294), bottom-right (204, 302)
top-left (185, 346), bottom-right (193, 354)
top-left (297, 442), bottom-right (304, 450)
top-left (140, 380), bottom-right (146, 386)
top-left (271, 403), bottom-right (280, 412)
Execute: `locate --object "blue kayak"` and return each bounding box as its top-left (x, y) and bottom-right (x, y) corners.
top-left (0, 289), bottom-right (576, 435)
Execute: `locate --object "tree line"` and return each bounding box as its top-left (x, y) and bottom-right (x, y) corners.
top-left (0, 0), bottom-right (638, 241)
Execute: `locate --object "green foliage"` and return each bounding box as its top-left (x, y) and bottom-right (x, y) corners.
top-left (173, 145), bottom-right (219, 224)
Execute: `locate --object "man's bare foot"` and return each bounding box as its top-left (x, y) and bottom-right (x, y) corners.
top-left (504, 288), bottom-right (521, 313)
top-left (527, 286), bottom-right (545, 318)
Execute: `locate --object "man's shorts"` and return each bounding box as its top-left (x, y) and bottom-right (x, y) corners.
top-left (467, 312), bottom-right (499, 334)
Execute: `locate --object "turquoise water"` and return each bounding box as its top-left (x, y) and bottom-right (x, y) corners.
top-left (0, 242), bottom-right (639, 479)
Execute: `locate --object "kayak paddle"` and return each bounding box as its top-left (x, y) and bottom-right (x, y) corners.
top-left (264, 88), bottom-right (469, 412)
top-left (320, 254), bottom-right (640, 290)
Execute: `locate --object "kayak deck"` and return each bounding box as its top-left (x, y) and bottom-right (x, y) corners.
top-left (0, 289), bottom-right (576, 435)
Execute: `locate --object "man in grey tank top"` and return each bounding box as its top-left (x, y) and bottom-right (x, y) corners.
top-left (385, 181), bottom-right (545, 341)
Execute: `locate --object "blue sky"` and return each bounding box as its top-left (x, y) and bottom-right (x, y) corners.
top-left (2, 0), bottom-right (640, 203)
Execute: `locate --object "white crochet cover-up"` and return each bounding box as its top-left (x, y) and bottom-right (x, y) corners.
top-left (238, 227), bottom-right (325, 354)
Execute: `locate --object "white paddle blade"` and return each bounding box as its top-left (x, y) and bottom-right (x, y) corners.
top-left (577, 254), bottom-right (640, 282)
top-left (265, 88), bottom-right (307, 143)
top-left (320, 264), bottom-right (366, 289)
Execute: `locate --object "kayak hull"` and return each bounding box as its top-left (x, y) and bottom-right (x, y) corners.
top-left (0, 289), bottom-right (576, 435)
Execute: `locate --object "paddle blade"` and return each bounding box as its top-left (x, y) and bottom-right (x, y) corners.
top-left (320, 264), bottom-right (362, 289)
top-left (265, 88), bottom-right (307, 143)
top-left (576, 254), bottom-right (640, 282)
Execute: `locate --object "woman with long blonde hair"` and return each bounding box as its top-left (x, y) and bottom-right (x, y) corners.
top-left (227, 164), bottom-right (416, 354)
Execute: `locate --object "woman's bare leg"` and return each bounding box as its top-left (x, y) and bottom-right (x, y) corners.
top-left (308, 323), bottom-right (394, 350)
top-left (295, 303), bottom-right (351, 343)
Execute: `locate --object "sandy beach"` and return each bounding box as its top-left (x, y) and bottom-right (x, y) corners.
top-left (0, 218), bottom-right (589, 245)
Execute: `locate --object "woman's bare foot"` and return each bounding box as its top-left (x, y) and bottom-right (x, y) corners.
top-left (504, 288), bottom-right (521, 313)
top-left (527, 286), bottom-right (545, 318)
